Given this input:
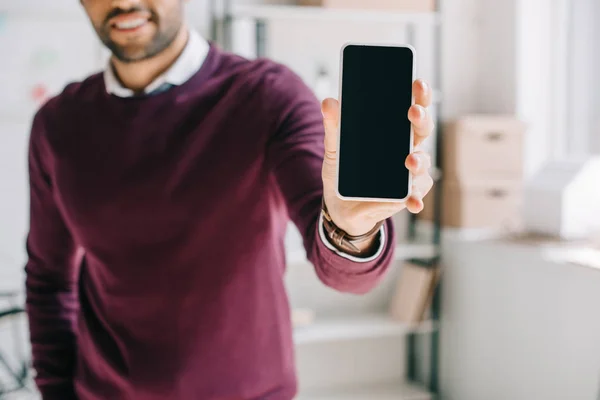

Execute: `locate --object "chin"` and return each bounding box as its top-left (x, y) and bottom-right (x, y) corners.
top-left (108, 40), bottom-right (158, 63)
top-left (113, 51), bottom-right (154, 63)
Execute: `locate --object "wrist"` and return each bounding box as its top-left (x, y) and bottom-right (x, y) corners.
top-left (321, 199), bottom-right (384, 257)
top-left (351, 233), bottom-right (380, 254)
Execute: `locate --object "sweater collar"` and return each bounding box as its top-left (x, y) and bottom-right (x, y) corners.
top-left (103, 29), bottom-right (210, 98)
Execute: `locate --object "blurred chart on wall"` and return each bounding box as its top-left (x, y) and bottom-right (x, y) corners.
top-left (0, 12), bottom-right (103, 122)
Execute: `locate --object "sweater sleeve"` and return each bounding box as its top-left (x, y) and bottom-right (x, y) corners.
top-left (25, 110), bottom-right (80, 400)
top-left (264, 66), bottom-right (396, 294)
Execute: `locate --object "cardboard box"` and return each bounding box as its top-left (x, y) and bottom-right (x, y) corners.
top-left (298, 0), bottom-right (436, 12)
top-left (390, 259), bottom-right (440, 323)
top-left (421, 179), bottom-right (523, 229)
top-left (443, 116), bottom-right (526, 181)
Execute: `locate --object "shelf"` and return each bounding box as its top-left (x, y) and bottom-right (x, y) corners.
top-left (298, 382), bottom-right (432, 400)
top-left (228, 4), bottom-right (440, 25)
top-left (293, 313), bottom-right (434, 345)
top-left (287, 242), bottom-right (438, 268)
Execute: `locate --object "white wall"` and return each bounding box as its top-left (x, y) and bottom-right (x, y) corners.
top-left (477, 0), bottom-right (518, 114)
top-left (594, 0), bottom-right (600, 154)
top-left (515, 0), bottom-right (557, 176)
top-left (567, 0), bottom-right (598, 156)
top-left (0, 122), bottom-right (29, 288)
top-left (440, 238), bottom-right (600, 400)
top-left (440, 0), bottom-right (481, 119)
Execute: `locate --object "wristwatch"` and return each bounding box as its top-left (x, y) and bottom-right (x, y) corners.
top-left (321, 199), bottom-right (384, 257)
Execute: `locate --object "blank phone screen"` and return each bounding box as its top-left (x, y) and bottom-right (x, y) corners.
top-left (338, 45), bottom-right (414, 200)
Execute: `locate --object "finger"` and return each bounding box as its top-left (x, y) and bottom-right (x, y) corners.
top-left (406, 189), bottom-right (424, 214)
top-left (408, 104), bottom-right (434, 146)
top-left (405, 151), bottom-right (431, 175)
top-left (321, 98), bottom-right (340, 162)
top-left (413, 173), bottom-right (434, 198)
top-left (413, 79), bottom-right (432, 108)
top-left (354, 169), bottom-right (433, 217)
top-left (406, 173), bottom-right (434, 214)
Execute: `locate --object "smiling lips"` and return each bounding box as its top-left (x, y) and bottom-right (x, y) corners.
top-left (109, 12), bottom-right (152, 32)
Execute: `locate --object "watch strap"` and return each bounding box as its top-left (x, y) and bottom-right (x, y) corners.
top-left (321, 199), bottom-right (384, 257)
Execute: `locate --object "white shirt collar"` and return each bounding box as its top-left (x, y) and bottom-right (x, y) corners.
top-left (103, 29), bottom-right (210, 98)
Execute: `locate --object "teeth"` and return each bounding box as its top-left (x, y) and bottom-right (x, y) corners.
top-left (116, 18), bottom-right (146, 30)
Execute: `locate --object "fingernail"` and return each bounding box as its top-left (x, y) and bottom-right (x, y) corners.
top-left (417, 106), bottom-right (426, 120)
top-left (416, 200), bottom-right (424, 213)
top-left (420, 80), bottom-right (429, 92)
top-left (410, 196), bottom-right (424, 213)
top-left (413, 155), bottom-right (421, 170)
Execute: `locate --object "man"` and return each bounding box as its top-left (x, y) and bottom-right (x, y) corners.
top-left (25, 0), bottom-right (435, 399)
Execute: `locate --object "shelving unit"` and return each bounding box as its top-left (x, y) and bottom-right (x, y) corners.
top-left (298, 382), bottom-right (432, 400)
top-left (227, 4), bottom-right (439, 24)
top-left (210, 1), bottom-right (444, 398)
top-left (294, 313), bottom-right (435, 345)
top-left (286, 242), bottom-right (438, 268)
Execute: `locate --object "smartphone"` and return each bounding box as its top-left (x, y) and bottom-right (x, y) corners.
top-left (336, 43), bottom-right (415, 202)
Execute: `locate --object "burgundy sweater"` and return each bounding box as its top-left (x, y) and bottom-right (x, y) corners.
top-left (25, 44), bottom-right (395, 400)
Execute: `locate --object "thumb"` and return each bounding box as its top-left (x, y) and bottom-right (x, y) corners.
top-left (321, 98), bottom-right (340, 166)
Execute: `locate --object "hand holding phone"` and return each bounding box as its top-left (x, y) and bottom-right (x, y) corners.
top-left (320, 43), bottom-right (435, 238)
